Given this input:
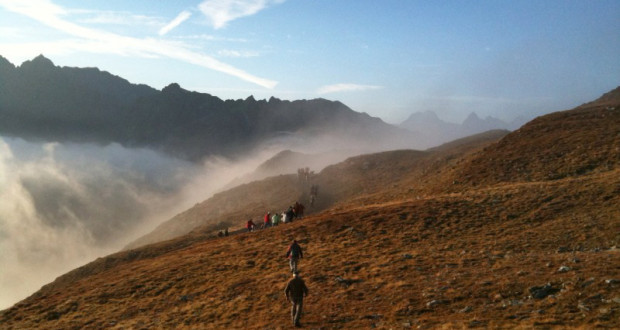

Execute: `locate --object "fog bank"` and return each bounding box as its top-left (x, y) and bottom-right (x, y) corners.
top-left (0, 136), bottom-right (282, 310)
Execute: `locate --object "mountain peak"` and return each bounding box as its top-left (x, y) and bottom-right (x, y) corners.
top-left (20, 54), bottom-right (55, 71)
top-left (0, 55), bottom-right (16, 72)
top-left (162, 82), bottom-right (184, 93)
top-left (463, 112), bottom-right (481, 123)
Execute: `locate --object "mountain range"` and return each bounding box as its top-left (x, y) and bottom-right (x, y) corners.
top-left (399, 110), bottom-right (528, 148)
top-left (0, 55), bottom-right (535, 161)
top-left (1, 87), bottom-right (618, 328)
top-left (0, 55), bottom-right (419, 161)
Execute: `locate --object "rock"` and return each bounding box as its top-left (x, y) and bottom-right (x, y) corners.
top-left (585, 293), bottom-right (603, 302)
top-left (426, 299), bottom-right (448, 308)
top-left (460, 306), bottom-right (473, 313)
top-left (557, 265), bottom-right (571, 273)
top-left (529, 283), bottom-right (560, 299)
top-left (469, 320), bottom-right (485, 327)
top-left (581, 278), bottom-right (595, 288)
top-left (612, 297), bottom-right (620, 304)
top-left (334, 276), bottom-right (360, 287)
top-left (557, 246), bottom-right (569, 253)
top-left (362, 314), bottom-right (383, 320)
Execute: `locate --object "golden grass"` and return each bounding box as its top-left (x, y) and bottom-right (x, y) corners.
top-left (2, 97), bottom-right (619, 329)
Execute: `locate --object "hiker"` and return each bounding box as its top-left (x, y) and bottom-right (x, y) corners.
top-left (263, 212), bottom-right (271, 229)
top-left (224, 228), bottom-right (229, 236)
top-left (286, 240), bottom-right (303, 273)
top-left (282, 211), bottom-right (289, 224)
top-left (272, 212), bottom-right (281, 226)
top-left (217, 230), bottom-right (223, 237)
top-left (285, 271), bottom-right (308, 327)
top-left (286, 206), bottom-right (295, 222)
top-left (309, 184), bottom-right (319, 207)
top-left (293, 202), bottom-right (304, 219)
top-left (246, 219), bottom-right (256, 232)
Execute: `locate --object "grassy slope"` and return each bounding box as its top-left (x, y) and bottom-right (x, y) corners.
top-left (1, 92), bottom-right (619, 329)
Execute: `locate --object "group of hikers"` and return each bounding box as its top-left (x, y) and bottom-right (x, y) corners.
top-left (245, 201), bottom-right (306, 232)
top-left (241, 218), bottom-right (309, 326)
top-left (297, 167), bottom-right (314, 182)
top-left (214, 197), bottom-right (312, 326)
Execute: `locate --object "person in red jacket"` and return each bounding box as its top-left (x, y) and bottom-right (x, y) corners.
top-left (263, 212), bottom-right (271, 229)
top-left (246, 219), bottom-right (256, 232)
top-left (286, 240), bottom-right (303, 273)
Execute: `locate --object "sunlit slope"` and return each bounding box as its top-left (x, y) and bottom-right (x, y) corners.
top-left (2, 90), bottom-right (619, 328)
top-left (127, 174), bottom-right (305, 249)
top-left (129, 130), bottom-right (508, 248)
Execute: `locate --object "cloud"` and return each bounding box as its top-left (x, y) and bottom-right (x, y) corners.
top-left (317, 83), bottom-right (383, 95)
top-left (0, 134), bottom-right (293, 309)
top-left (218, 49), bottom-right (260, 58)
top-left (198, 0), bottom-right (285, 29)
top-left (76, 11), bottom-right (164, 27)
top-left (0, 0), bottom-right (277, 89)
top-left (159, 10), bottom-right (192, 36)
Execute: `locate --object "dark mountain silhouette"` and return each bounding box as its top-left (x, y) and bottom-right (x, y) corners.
top-left (0, 55), bottom-right (417, 161)
top-left (400, 110), bottom-right (528, 148)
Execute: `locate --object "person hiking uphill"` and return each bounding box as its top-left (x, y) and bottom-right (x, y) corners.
top-left (284, 271), bottom-right (308, 327)
top-left (286, 240), bottom-right (303, 273)
top-left (246, 219), bottom-right (256, 232)
top-left (271, 212), bottom-right (281, 226)
top-left (263, 212), bottom-right (271, 229)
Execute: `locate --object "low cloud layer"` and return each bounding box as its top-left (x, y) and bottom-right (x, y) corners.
top-left (0, 121), bottom-right (419, 309)
top-left (0, 136), bottom-right (281, 310)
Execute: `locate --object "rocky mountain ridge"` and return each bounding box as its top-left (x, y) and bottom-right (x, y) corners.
top-left (0, 55), bottom-right (416, 161)
top-left (399, 110), bottom-right (528, 148)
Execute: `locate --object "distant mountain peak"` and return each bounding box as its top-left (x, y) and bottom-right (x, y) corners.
top-left (162, 82), bottom-right (184, 93)
top-left (20, 54), bottom-right (55, 71)
top-left (463, 112), bottom-right (481, 123)
top-left (0, 55), bottom-right (16, 72)
top-left (245, 95), bottom-right (256, 102)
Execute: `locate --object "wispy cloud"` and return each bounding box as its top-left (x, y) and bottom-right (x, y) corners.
top-left (198, 0), bottom-right (285, 29)
top-left (217, 49), bottom-right (259, 58)
top-left (317, 83), bottom-right (383, 95)
top-left (0, 0), bottom-right (277, 89)
top-left (176, 34), bottom-right (248, 42)
top-left (74, 10), bottom-right (164, 27)
top-left (159, 10), bottom-right (192, 36)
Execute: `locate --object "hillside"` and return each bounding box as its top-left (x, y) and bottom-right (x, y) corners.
top-left (0, 55), bottom-right (417, 161)
top-left (1, 89), bottom-right (619, 328)
top-left (128, 130), bottom-right (509, 248)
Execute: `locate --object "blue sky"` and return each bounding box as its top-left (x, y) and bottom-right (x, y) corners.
top-left (0, 0), bottom-right (618, 123)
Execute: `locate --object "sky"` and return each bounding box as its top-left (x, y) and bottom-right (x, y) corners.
top-left (0, 0), bottom-right (618, 124)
